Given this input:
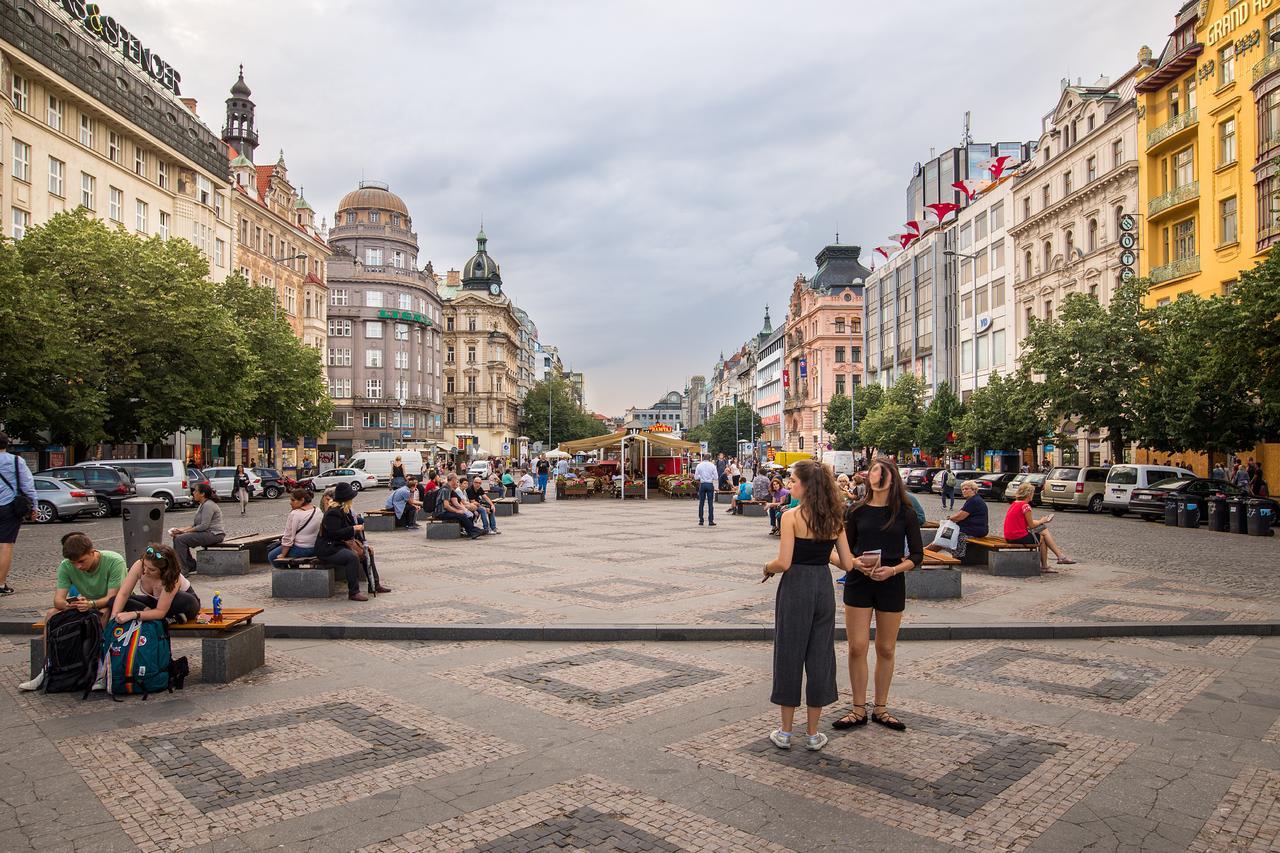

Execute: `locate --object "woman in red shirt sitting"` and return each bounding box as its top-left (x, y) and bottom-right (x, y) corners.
top-left (1003, 482), bottom-right (1076, 573)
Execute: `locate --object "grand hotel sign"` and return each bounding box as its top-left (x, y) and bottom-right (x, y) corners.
top-left (54, 1), bottom-right (182, 95)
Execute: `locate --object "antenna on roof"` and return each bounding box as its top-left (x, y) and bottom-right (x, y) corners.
top-left (835, 220), bottom-right (840, 244)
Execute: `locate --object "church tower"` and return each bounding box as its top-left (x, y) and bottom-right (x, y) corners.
top-left (221, 65), bottom-right (259, 163)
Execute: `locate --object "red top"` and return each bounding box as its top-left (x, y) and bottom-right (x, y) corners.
top-left (1003, 500), bottom-right (1032, 540)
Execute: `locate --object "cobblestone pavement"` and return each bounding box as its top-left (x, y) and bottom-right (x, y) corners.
top-left (2, 493), bottom-right (1276, 629)
top-left (1, 634), bottom-right (1279, 851)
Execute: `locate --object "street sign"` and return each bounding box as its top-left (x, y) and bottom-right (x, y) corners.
top-left (700, 441), bottom-right (709, 453)
top-left (1044, 443), bottom-right (1055, 452)
top-left (1119, 233), bottom-right (1136, 250)
top-left (402, 431), bottom-right (412, 439)
top-left (1119, 214), bottom-right (1136, 231)
top-left (1118, 213), bottom-right (1137, 281)
top-left (1119, 249), bottom-right (1137, 267)
top-left (1121, 268), bottom-right (1136, 281)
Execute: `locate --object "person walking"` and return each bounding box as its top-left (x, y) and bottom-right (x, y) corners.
top-left (833, 458), bottom-right (923, 733)
top-left (939, 467), bottom-right (956, 511)
top-left (0, 432), bottom-right (37, 596)
top-left (1248, 461), bottom-right (1263, 497)
top-left (694, 454), bottom-right (719, 527)
top-left (716, 453), bottom-right (729, 490)
top-left (762, 459), bottom-right (853, 751)
top-left (727, 458), bottom-right (741, 488)
top-left (231, 464), bottom-right (252, 516)
top-left (168, 484), bottom-right (224, 576)
top-left (536, 455), bottom-right (551, 494)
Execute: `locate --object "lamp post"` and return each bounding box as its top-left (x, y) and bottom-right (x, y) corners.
top-left (269, 252), bottom-right (307, 467)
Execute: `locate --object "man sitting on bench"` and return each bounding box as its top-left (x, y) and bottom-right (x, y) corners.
top-left (517, 469), bottom-right (538, 494)
top-left (435, 474), bottom-right (484, 540)
top-left (728, 478), bottom-right (754, 515)
top-left (385, 476), bottom-right (422, 529)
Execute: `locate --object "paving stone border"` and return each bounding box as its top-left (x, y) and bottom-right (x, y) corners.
top-left (1186, 765), bottom-right (1280, 852)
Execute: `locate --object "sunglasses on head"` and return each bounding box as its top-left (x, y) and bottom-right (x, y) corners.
top-left (144, 545), bottom-right (168, 566)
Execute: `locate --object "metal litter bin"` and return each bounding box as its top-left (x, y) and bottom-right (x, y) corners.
top-left (1247, 500), bottom-right (1275, 536)
top-left (1163, 496), bottom-right (1179, 526)
top-left (121, 496), bottom-right (166, 567)
top-left (1206, 496), bottom-right (1230, 532)
top-left (1177, 494), bottom-right (1201, 528)
top-left (1228, 497), bottom-right (1249, 534)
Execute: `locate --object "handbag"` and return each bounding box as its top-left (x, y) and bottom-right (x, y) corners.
top-left (933, 519), bottom-right (962, 551)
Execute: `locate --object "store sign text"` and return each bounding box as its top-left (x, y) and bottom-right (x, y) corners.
top-left (57, 1), bottom-right (182, 94)
top-left (1207, 0), bottom-right (1275, 44)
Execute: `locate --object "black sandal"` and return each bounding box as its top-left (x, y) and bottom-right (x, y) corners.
top-left (832, 705), bottom-right (868, 729)
top-left (871, 704), bottom-right (906, 731)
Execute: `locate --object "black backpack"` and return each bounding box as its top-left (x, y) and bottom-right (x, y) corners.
top-left (423, 485), bottom-right (442, 516)
top-left (42, 609), bottom-right (102, 694)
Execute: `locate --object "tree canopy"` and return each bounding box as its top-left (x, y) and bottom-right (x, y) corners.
top-left (916, 381), bottom-right (963, 456)
top-left (521, 376), bottom-right (607, 446)
top-left (685, 401), bottom-right (762, 456)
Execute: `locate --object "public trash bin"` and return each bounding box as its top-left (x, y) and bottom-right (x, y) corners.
top-left (121, 496), bottom-right (165, 567)
top-left (1228, 498), bottom-right (1249, 534)
top-left (1247, 500), bottom-right (1275, 537)
top-left (1207, 496), bottom-right (1230, 532)
top-left (1177, 493), bottom-right (1201, 528)
top-left (1163, 496), bottom-right (1180, 526)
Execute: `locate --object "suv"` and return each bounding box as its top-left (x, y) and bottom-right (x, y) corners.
top-left (1042, 466), bottom-right (1109, 513)
top-left (467, 460), bottom-right (493, 479)
top-left (1102, 464), bottom-right (1195, 516)
top-left (905, 467), bottom-right (942, 493)
top-left (202, 467), bottom-right (263, 500)
top-left (37, 464), bottom-right (136, 518)
top-left (103, 459), bottom-right (193, 510)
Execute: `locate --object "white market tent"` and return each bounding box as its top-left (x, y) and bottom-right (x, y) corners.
top-left (558, 430), bottom-right (700, 500)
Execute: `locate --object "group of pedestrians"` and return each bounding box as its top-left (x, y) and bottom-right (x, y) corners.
top-left (1228, 458), bottom-right (1270, 497)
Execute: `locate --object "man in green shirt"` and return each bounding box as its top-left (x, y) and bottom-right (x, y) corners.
top-left (19, 532), bottom-right (125, 691)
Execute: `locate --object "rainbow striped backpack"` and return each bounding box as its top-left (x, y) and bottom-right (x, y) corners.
top-left (102, 619), bottom-right (174, 699)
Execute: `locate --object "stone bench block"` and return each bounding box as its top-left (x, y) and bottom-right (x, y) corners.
top-left (520, 492), bottom-right (545, 504)
top-left (493, 501), bottom-right (518, 517)
top-left (29, 637), bottom-right (42, 678)
top-left (991, 549), bottom-right (1041, 577)
top-left (741, 503), bottom-right (767, 518)
top-left (272, 566), bottom-right (336, 598)
top-left (200, 623), bottom-right (265, 683)
top-left (715, 492), bottom-right (735, 504)
top-left (364, 513), bottom-right (396, 532)
top-left (906, 568), bottom-right (962, 599)
top-left (198, 548), bottom-right (251, 575)
top-left (426, 521), bottom-right (463, 540)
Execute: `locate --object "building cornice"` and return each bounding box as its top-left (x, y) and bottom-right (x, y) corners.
top-left (1008, 162), bottom-right (1138, 238)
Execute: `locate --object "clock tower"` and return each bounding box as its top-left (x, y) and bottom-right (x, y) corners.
top-left (461, 228), bottom-right (502, 295)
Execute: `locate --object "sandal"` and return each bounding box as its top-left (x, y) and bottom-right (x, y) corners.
top-left (1056, 557), bottom-right (1077, 565)
top-left (832, 705), bottom-right (868, 729)
top-left (871, 704), bottom-right (906, 731)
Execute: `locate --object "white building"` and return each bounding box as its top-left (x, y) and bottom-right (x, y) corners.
top-left (951, 180), bottom-right (1016, 399)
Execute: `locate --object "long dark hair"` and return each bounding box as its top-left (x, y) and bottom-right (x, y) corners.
top-left (142, 543), bottom-right (182, 592)
top-left (853, 456), bottom-right (914, 530)
top-left (790, 459), bottom-right (844, 539)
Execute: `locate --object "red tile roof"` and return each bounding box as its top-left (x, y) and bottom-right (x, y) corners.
top-left (255, 165), bottom-right (274, 200)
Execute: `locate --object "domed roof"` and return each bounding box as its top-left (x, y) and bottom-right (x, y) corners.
top-left (337, 180), bottom-right (409, 216)
top-left (461, 228), bottom-right (502, 288)
top-left (230, 65), bottom-right (251, 98)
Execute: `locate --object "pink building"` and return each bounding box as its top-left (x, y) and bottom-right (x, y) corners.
top-left (781, 245), bottom-right (868, 453)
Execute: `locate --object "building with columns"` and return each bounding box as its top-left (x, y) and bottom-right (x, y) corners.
top-left (323, 181), bottom-right (444, 456)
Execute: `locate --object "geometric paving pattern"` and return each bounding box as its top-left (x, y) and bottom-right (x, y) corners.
top-left (898, 642), bottom-right (1221, 722)
top-left (434, 561), bottom-right (561, 581)
top-left (297, 597), bottom-right (557, 625)
top-left (360, 775), bottom-right (795, 852)
top-left (525, 578), bottom-right (717, 610)
top-left (1187, 766), bottom-right (1280, 852)
top-left (436, 645), bottom-right (758, 728)
top-left (337, 639), bottom-right (474, 663)
top-left (1265, 715), bottom-right (1280, 746)
top-left (668, 698), bottom-right (1136, 853)
top-left (1102, 635), bottom-right (1262, 657)
top-left (1014, 594), bottom-right (1263, 624)
top-left (57, 688), bottom-right (521, 851)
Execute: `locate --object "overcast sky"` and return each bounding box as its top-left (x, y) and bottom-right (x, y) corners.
top-left (114, 0), bottom-right (1167, 415)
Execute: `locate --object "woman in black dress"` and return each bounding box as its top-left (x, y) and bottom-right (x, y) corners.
top-left (834, 457), bottom-right (923, 732)
top-left (390, 455), bottom-right (407, 490)
top-left (314, 483), bottom-right (368, 601)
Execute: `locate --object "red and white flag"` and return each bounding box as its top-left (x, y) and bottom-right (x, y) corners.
top-left (951, 179), bottom-right (990, 201)
top-left (925, 202), bottom-right (960, 223)
top-left (874, 244), bottom-right (899, 260)
top-left (977, 155), bottom-right (1014, 181)
top-left (890, 232), bottom-right (918, 249)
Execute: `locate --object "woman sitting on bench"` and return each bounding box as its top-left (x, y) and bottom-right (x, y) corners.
top-left (1003, 482), bottom-right (1076, 573)
top-left (268, 489), bottom-right (321, 567)
top-left (314, 482), bottom-right (371, 602)
top-left (109, 543), bottom-right (201, 625)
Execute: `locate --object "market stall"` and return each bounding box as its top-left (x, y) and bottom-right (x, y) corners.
top-left (558, 430), bottom-right (699, 500)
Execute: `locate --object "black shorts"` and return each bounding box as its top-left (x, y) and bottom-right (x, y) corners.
top-left (0, 502), bottom-right (22, 544)
top-left (1008, 533), bottom-right (1037, 546)
top-left (842, 572), bottom-right (906, 613)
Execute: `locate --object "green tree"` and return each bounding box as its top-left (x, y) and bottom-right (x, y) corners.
top-left (955, 371), bottom-right (1048, 457)
top-left (1132, 294), bottom-right (1265, 467)
top-left (860, 401), bottom-right (915, 458)
top-left (852, 381), bottom-right (884, 452)
top-left (1022, 280), bottom-right (1153, 460)
top-left (521, 377), bottom-right (607, 446)
top-left (1226, 249), bottom-right (1280, 439)
top-left (685, 401), bottom-right (762, 456)
top-left (823, 393), bottom-right (854, 451)
top-left (916, 381), bottom-right (963, 456)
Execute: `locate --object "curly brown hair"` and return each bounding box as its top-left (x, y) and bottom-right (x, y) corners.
top-left (142, 543), bottom-right (183, 592)
top-left (789, 459), bottom-right (845, 539)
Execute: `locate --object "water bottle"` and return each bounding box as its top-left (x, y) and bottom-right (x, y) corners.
top-left (212, 591), bottom-right (222, 622)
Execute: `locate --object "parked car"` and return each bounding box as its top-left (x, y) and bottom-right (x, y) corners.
top-left (100, 458), bottom-right (194, 510)
top-left (187, 467), bottom-right (209, 492)
top-left (29, 476), bottom-right (99, 523)
top-left (467, 460), bottom-right (494, 480)
top-left (1042, 466), bottom-right (1110, 513)
top-left (974, 472), bottom-right (1020, 501)
top-left (1001, 472), bottom-right (1047, 505)
top-left (1126, 477), bottom-right (1273, 521)
top-left (251, 467), bottom-right (294, 499)
top-left (905, 467), bottom-right (943, 493)
top-left (36, 464), bottom-right (136, 518)
top-left (202, 466), bottom-right (263, 500)
top-left (930, 469), bottom-right (985, 494)
top-left (299, 468), bottom-right (379, 493)
top-left (1102, 464), bottom-right (1195, 517)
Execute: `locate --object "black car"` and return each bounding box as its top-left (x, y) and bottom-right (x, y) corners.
top-left (37, 464), bottom-right (136, 518)
top-left (1127, 477), bottom-right (1275, 521)
top-left (1002, 472), bottom-right (1046, 506)
top-left (251, 467), bottom-right (294, 499)
top-left (905, 467), bottom-right (942, 493)
top-left (974, 472), bottom-right (1020, 501)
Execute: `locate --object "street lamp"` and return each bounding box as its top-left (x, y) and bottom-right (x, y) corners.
top-left (268, 252), bottom-right (308, 467)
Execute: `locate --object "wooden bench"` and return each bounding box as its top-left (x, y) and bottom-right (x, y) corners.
top-left (922, 550), bottom-right (961, 566)
top-left (963, 534), bottom-right (1039, 577)
top-left (31, 607), bottom-right (265, 683)
top-left (199, 533), bottom-right (280, 573)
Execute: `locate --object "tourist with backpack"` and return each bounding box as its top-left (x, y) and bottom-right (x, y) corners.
top-left (108, 543), bottom-right (201, 625)
top-left (939, 468), bottom-right (956, 511)
top-left (20, 532), bottom-right (125, 692)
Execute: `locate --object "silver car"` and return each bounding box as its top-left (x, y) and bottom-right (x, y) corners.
top-left (103, 459), bottom-right (195, 510)
top-left (31, 476), bottom-right (99, 523)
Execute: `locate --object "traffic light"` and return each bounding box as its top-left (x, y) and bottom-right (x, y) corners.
top-left (1118, 213), bottom-right (1137, 282)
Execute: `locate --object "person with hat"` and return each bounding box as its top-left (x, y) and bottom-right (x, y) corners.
top-left (314, 482), bottom-right (369, 601)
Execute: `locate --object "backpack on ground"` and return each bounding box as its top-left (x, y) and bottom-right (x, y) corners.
top-left (102, 619), bottom-right (184, 699)
top-left (41, 609), bottom-right (103, 694)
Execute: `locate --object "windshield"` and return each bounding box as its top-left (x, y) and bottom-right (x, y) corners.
top-left (1107, 465), bottom-right (1138, 485)
top-left (1027, 474), bottom-right (1046, 484)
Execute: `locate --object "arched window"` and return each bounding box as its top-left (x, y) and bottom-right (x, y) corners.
top-left (1114, 205), bottom-right (1124, 240)
top-left (1024, 250), bottom-right (1033, 279)
top-left (1087, 218), bottom-right (1098, 252)
top-left (1042, 239), bottom-right (1053, 270)
top-left (1065, 229), bottom-right (1075, 259)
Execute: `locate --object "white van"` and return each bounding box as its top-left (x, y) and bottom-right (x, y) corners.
top-left (821, 451), bottom-right (856, 477)
top-left (346, 450), bottom-right (424, 486)
top-left (1102, 464), bottom-right (1195, 516)
top-left (104, 459), bottom-right (194, 509)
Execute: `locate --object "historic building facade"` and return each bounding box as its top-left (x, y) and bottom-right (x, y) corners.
top-left (440, 230), bottom-right (523, 456)
top-left (755, 320), bottom-right (785, 449)
top-left (324, 181), bottom-right (444, 455)
top-left (782, 243), bottom-right (868, 453)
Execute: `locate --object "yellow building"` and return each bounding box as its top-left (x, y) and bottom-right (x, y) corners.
top-left (1135, 0), bottom-right (1280, 484)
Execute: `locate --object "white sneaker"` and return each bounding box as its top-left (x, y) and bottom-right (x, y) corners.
top-left (805, 732), bottom-right (829, 751)
top-left (91, 673), bottom-right (106, 692)
top-left (769, 729), bottom-right (792, 749)
top-left (18, 670), bottom-right (44, 692)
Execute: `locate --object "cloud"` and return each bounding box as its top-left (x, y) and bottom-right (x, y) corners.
top-left (113, 0), bottom-right (1167, 413)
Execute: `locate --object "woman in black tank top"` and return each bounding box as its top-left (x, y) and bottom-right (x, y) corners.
top-left (762, 460), bottom-right (854, 752)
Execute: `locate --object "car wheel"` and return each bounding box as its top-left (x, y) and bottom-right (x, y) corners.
top-left (90, 497), bottom-right (111, 519)
top-left (34, 501), bottom-right (56, 524)
top-left (155, 493), bottom-right (175, 511)
top-left (1087, 494), bottom-right (1103, 514)
top-left (265, 486), bottom-right (282, 499)
top-left (350, 481), bottom-right (362, 492)
top-left (1110, 508), bottom-right (1126, 518)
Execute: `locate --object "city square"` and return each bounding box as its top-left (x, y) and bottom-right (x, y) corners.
top-left (3, 0), bottom-right (1280, 851)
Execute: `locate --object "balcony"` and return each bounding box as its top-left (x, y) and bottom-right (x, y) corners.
top-left (1254, 49), bottom-right (1280, 84)
top-left (1147, 181), bottom-right (1199, 220)
top-left (328, 222), bottom-right (418, 242)
top-left (1149, 255), bottom-right (1200, 284)
top-left (1146, 108), bottom-right (1197, 151)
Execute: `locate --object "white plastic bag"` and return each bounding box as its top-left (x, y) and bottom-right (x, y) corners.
top-left (933, 519), bottom-right (962, 551)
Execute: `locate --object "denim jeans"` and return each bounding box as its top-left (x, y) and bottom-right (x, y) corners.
top-left (476, 506), bottom-right (497, 531)
top-left (769, 506), bottom-right (783, 528)
top-left (268, 543), bottom-right (316, 567)
top-left (697, 482), bottom-right (716, 523)
top-left (537, 473), bottom-right (549, 493)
